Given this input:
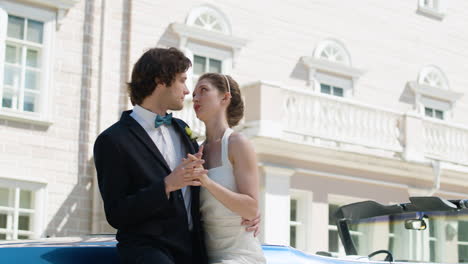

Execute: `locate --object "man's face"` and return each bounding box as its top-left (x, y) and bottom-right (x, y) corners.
top-left (163, 72), bottom-right (189, 111)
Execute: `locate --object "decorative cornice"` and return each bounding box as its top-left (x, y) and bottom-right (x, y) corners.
top-left (17, 0), bottom-right (80, 30)
top-left (170, 22), bottom-right (248, 50)
top-left (301, 56), bottom-right (365, 79)
top-left (417, 6), bottom-right (446, 20)
top-left (408, 81), bottom-right (463, 103)
top-left (20, 0), bottom-right (79, 9)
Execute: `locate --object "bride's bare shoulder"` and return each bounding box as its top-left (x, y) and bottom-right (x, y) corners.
top-left (228, 132), bottom-right (255, 161)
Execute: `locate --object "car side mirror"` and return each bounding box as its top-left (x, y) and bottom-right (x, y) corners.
top-left (404, 219), bottom-right (427, 230)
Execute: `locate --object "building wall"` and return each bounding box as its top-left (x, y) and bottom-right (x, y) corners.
top-left (1, 1), bottom-right (467, 259)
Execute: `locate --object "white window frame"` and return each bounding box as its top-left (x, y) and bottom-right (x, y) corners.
top-left (301, 39), bottom-right (364, 96)
top-left (417, 0), bottom-right (446, 20)
top-left (0, 177), bottom-right (46, 240)
top-left (317, 72), bottom-right (352, 97)
top-left (185, 43), bottom-right (232, 91)
top-left (170, 5), bottom-right (247, 92)
top-left (289, 190), bottom-right (311, 252)
top-left (0, 1), bottom-right (55, 126)
top-left (408, 66), bottom-right (462, 121)
top-left (424, 106), bottom-right (444, 120)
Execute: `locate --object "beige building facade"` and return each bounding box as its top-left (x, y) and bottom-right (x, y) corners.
top-left (1, 0), bottom-right (468, 260)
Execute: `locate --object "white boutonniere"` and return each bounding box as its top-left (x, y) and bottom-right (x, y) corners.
top-left (185, 126), bottom-right (198, 141)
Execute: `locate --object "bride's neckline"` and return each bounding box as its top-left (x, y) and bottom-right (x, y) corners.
top-left (205, 128), bottom-right (232, 171)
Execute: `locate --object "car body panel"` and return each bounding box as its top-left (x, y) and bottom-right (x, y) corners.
top-left (0, 236), bottom-right (376, 264)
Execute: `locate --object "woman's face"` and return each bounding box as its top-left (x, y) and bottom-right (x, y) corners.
top-left (193, 78), bottom-right (226, 122)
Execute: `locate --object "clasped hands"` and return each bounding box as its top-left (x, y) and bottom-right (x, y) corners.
top-left (164, 146), bottom-right (209, 196)
top-left (163, 146), bottom-right (261, 236)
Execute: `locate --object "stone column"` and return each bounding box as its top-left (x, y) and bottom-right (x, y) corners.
top-left (403, 112), bottom-right (425, 162)
top-left (309, 192), bottom-right (329, 253)
top-left (259, 165), bottom-right (294, 246)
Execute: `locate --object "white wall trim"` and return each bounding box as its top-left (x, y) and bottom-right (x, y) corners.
top-left (408, 81), bottom-right (462, 103)
top-left (171, 22), bottom-right (248, 50)
top-left (417, 0), bottom-right (446, 20)
top-left (302, 56), bottom-right (365, 79)
top-left (13, 0), bottom-right (79, 9)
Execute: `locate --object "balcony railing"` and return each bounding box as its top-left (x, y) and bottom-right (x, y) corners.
top-left (282, 88), bottom-right (403, 154)
top-left (424, 119), bottom-right (468, 165)
top-left (240, 81), bottom-right (468, 166)
top-left (172, 82), bottom-right (468, 166)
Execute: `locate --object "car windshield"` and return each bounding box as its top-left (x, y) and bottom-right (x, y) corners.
top-left (345, 209), bottom-right (468, 263)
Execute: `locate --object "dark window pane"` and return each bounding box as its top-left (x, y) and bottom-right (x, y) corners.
top-left (425, 107), bottom-right (433, 117)
top-left (459, 221), bottom-right (468, 241)
top-left (459, 245), bottom-right (468, 263)
top-left (0, 214), bottom-right (6, 228)
top-left (429, 218), bottom-right (435, 237)
top-left (18, 235), bottom-right (29, 240)
top-left (328, 230), bottom-right (339, 252)
top-left (290, 199), bottom-right (297, 222)
top-left (0, 234), bottom-right (6, 240)
top-left (26, 19), bottom-right (44, 43)
top-left (333, 87), bottom-right (344, 97)
top-left (23, 93), bottom-right (37, 112)
top-left (290, 225), bottom-right (296, 248)
top-left (435, 110), bottom-right (444, 120)
top-left (209, 59), bottom-right (222, 73)
top-left (194, 55), bottom-right (206, 75)
top-left (7, 15), bottom-right (25, 39)
top-left (430, 240), bottom-right (436, 262)
top-left (0, 188), bottom-right (9, 206)
top-left (329, 204), bottom-right (340, 225)
top-left (2, 97), bottom-right (13, 108)
top-left (321, 84), bottom-right (331, 94)
top-left (20, 190), bottom-right (32, 209)
top-left (18, 215), bottom-right (30, 231)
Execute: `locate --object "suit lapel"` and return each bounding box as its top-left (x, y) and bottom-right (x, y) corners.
top-left (172, 118), bottom-right (201, 212)
top-left (172, 118), bottom-right (196, 154)
top-left (121, 111), bottom-right (171, 172)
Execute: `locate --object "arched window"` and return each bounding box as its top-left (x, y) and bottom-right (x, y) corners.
top-left (408, 66), bottom-right (461, 121)
top-left (314, 39), bottom-right (351, 66)
top-left (186, 5), bottom-right (231, 35)
top-left (418, 66), bottom-right (449, 90)
top-left (302, 39), bottom-right (363, 97)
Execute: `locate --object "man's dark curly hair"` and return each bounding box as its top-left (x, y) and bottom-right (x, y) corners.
top-left (127, 47), bottom-right (191, 105)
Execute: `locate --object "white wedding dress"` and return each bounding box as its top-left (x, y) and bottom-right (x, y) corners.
top-left (200, 128), bottom-right (266, 264)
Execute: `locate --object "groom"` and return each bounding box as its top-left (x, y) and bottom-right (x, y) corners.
top-left (93, 47), bottom-right (258, 264)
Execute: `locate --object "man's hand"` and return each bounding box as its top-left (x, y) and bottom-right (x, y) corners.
top-left (241, 212), bottom-right (261, 237)
top-left (164, 158), bottom-right (207, 197)
top-left (184, 146), bottom-right (211, 186)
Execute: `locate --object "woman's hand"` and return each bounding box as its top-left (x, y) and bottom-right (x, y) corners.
top-left (183, 146), bottom-right (211, 186)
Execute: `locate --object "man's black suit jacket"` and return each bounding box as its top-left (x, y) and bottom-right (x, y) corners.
top-left (93, 110), bottom-right (207, 263)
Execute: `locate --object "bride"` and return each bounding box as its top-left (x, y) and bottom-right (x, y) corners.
top-left (186, 73), bottom-right (266, 264)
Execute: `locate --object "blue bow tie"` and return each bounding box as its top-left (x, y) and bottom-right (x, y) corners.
top-left (155, 113), bottom-right (173, 128)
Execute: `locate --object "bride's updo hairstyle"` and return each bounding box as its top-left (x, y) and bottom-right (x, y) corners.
top-left (198, 73), bottom-right (244, 128)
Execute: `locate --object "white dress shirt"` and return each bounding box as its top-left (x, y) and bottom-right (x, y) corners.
top-left (130, 104), bottom-right (193, 230)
